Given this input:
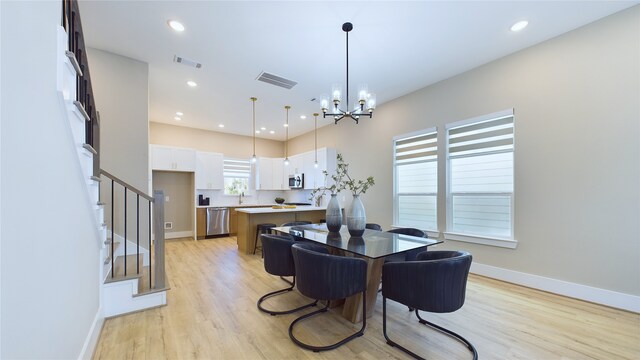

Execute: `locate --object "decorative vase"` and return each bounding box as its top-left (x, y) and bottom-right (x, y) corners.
top-left (347, 194), bottom-right (366, 237)
top-left (326, 194), bottom-right (342, 232)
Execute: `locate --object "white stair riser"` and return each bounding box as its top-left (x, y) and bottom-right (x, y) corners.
top-left (102, 279), bottom-right (167, 318)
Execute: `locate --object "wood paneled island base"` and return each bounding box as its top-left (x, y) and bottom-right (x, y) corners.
top-left (236, 206), bottom-right (326, 254)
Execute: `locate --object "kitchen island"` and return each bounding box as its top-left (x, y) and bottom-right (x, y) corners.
top-left (236, 206), bottom-right (326, 254)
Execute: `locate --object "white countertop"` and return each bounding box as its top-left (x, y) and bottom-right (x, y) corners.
top-left (196, 204), bottom-right (276, 209)
top-left (235, 205), bottom-right (326, 214)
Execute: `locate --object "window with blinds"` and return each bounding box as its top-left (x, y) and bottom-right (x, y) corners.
top-left (393, 128), bottom-right (438, 231)
top-left (223, 159), bottom-right (251, 195)
top-left (446, 110), bottom-right (514, 239)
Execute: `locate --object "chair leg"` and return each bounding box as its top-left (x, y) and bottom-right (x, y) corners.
top-left (289, 293), bottom-right (366, 352)
top-left (257, 276), bottom-right (318, 316)
top-left (383, 296), bottom-right (425, 360)
top-left (279, 276), bottom-right (294, 286)
top-left (415, 310), bottom-right (478, 360)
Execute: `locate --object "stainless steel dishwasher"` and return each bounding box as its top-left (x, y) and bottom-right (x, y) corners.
top-left (206, 207), bottom-right (229, 236)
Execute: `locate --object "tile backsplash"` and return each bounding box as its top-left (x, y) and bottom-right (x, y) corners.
top-left (196, 189), bottom-right (317, 206)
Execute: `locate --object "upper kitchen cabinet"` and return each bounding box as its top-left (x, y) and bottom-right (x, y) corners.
top-left (302, 151), bottom-right (317, 189)
top-left (255, 157), bottom-right (286, 190)
top-left (285, 154), bottom-right (303, 175)
top-left (150, 145), bottom-right (196, 171)
top-left (313, 148), bottom-right (337, 189)
top-left (195, 151), bottom-right (224, 189)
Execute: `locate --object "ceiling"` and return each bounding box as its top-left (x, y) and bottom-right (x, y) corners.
top-left (79, 1), bottom-right (636, 141)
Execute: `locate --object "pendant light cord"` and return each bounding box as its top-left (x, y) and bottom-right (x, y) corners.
top-left (314, 113), bottom-right (318, 163)
top-left (251, 97), bottom-right (256, 157)
top-left (285, 106), bottom-right (290, 159)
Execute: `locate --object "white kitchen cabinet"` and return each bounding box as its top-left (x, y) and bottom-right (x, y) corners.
top-left (272, 158), bottom-right (286, 190)
top-left (151, 145), bottom-right (196, 171)
top-left (314, 147), bottom-right (337, 189)
top-left (255, 157), bottom-right (273, 190)
top-left (255, 157), bottom-right (286, 190)
top-left (286, 154), bottom-right (303, 175)
top-left (196, 151), bottom-right (224, 189)
top-left (302, 151), bottom-right (318, 189)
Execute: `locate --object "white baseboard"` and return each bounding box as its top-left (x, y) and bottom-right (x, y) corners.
top-left (165, 231), bottom-right (193, 239)
top-left (77, 307), bottom-right (104, 360)
top-left (471, 262), bottom-right (640, 313)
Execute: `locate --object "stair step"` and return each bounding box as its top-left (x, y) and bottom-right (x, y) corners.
top-left (104, 255), bottom-right (111, 265)
top-left (105, 254), bottom-right (144, 283)
top-left (97, 201), bottom-right (105, 206)
top-left (89, 175), bottom-right (101, 182)
top-left (82, 143), bottom-right (97, 155)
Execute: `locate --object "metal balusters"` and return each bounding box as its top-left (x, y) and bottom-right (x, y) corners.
top-left (124, 187), bottom-right (127, 276)
top-left (149, 201), bottom-right (152, 288)
top-left (136, 194), bottom-right (140, 274)
top-left (111, 179), bottom-right (114, 278)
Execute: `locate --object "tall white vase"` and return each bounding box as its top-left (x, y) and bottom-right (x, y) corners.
top-left (347, 194), bottom-right (366, 237)
top-left (326, 194), bottom-right (342, 232)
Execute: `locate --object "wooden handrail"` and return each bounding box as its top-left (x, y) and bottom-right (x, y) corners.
top-left (100, 169), bottom-right (154, 201)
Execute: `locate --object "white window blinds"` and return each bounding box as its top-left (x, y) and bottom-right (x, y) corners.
top-left (223, 159), bottom-right (251, 178)
top-left (447, 112), bottom-right (514, 239)
top-left (394, 129), bottom-right (438, 231)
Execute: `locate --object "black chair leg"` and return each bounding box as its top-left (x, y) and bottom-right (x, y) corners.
top-left (415, 310), bottom-right (478, 360)
top-left (279, 276), bottom-right (294, 286)
top-left (289, 293), bottom-right (366, 352)
top-left (383, 296), bottom-right (425, 360)
top-left (257, 276), bottom-right (318, 316)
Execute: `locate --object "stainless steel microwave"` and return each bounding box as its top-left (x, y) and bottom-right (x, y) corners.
top-left (288, 174), bottom-right (304, 189)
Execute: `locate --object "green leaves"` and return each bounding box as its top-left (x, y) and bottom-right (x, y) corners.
top-left (308, 153), bottom-right (375, 202)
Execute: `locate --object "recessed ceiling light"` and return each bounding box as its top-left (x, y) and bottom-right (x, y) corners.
top-left (260, 127), bottom-right (266, 131)
top-left (176, 111), bottom-right (183, 116)
top-left (284, 123), bottom-right (289, 127)
top-left (300, 115), bottom-right (307, 119)
top-left (510, 20), bottom-right (528, 32)
top-left (255, 130), bottom-right (261, 134)
top-left (270, 130), bottom-right (275, 134)
top-left (187, 80), bottom-right (197, 87)
top-left (218, 124), bottom-right (224, 128)
top-left (174, 117), bottom-right (181, 121)
top-left (168, 20), bottom-right (185, 32)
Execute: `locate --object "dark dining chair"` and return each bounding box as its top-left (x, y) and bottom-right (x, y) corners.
top-left (386, 228), bottom-right (428, 262)
top-left (382, 250), bottom-right (477, 360)
top-left (365, 223), bottom-right (382, 231)
top-left (281, 221), bottom-right (312, 227)
top-left (289, 243), bottom-right (368, 352)
top-left (257, 234), bottom-right (327, 316)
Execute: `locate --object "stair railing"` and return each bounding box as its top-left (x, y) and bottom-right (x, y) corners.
top-left (62, 0), bottom-right (100, 176)
top-left (100, 169), bottom-right (166, 290)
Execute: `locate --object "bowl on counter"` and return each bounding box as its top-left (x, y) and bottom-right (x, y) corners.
top-left (275, 197), bottom-right (285, 204)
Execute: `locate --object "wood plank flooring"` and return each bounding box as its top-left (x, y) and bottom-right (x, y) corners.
top-left (93, 236), bottom-right (640, 360)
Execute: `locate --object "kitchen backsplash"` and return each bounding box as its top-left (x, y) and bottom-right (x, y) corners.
top-left (196, 189), bottom-right (318, 206)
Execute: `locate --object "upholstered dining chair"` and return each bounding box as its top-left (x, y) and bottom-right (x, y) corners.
top-left (365, 223), bottom-right (382, 231)
top-left (385, 227), bottom-right (428, 262)
top-left (289, 243), bottom-right (368, 352)
top-left (257, 234), bottom-right (326, 316)
top-left (382, 250), bottom-right (477, 360)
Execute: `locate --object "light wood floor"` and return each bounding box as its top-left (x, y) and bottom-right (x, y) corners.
top-left (94, 236), bottom-right (640, 360)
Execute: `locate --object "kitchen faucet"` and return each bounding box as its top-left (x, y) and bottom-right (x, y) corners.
top-left (239, 191), bottom-right (244, 205)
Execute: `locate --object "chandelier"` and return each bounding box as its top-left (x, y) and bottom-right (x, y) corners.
top-left (320, 22), bottom-right (376, 124)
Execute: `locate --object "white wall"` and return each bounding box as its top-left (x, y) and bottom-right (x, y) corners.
top-left (289, 7), bottom-right (640, 296)
top-left (1, 1), bottom-right (102, 358)
top-left (87, 48), bottom-right (151, 246)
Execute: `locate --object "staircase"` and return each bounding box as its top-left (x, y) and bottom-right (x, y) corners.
top-left (58, 0), bottom-right (167, 318)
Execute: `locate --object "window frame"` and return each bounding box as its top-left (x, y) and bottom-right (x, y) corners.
top-left (444, 109), bottom-right (517, 248)
top-left (392, 127), bottom-right (440, 237)
top-left (223, 158), bottom-right (252, 196)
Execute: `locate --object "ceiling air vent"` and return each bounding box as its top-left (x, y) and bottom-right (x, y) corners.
top-left (256, 71), bottom-right (297, 89)
top-left (174, 55), bottom-right (202, 69)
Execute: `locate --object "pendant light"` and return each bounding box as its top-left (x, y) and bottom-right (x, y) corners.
top-left (313, 113), bottom-right (319, 168)
top-left (320, 22), bottom-right (376, 124)
top-left (250, 97), bottom-right (257, 163)
top-left (284, 105), bottom-right (290, 166)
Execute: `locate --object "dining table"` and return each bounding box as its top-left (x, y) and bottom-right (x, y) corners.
top-left (272, 224), bottom-right (442, 323)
